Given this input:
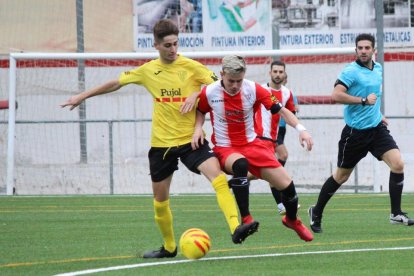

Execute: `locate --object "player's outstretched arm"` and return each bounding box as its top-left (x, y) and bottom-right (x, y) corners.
top-left (191, 110), bottom-right (206, 150)
top-left (60, 79), bottom-right (122, 110)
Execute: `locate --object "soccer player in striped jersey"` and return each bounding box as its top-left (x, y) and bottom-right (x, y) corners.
top-left (192, 55), bottom-right (314, 242)
top-left (61, 19), bottom-right (258, 259)
top-left (275, 73), bottom-right (299, 171)
top-left (254, 61), bottom-right (302, 216)
top-left (309, 33), bottom-right (414, 233)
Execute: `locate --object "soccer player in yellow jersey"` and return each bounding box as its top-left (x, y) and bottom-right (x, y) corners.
top-left (60, 19), bottom-right (258, 258)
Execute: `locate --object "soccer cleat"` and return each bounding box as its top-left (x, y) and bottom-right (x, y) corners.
top-left (232, 221), bottom-right (259, 244)
top-left (308, 206), bottom-right (323, 233)
top-left (142, 246), bottom-right (177, 258)
top-left (390, 212), bottom-right (414, 226)
top-left (282, 216), bottom-right (314, 242)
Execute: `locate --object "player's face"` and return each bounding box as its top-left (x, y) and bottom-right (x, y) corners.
top-left (355, 40), bottom-right (375, 66)
top-left (154, 35), bottom-right (178, 64)
top-left (221, 71), bottom-right (245, 95)
top-left (270, 65), bottom-right (286, 86)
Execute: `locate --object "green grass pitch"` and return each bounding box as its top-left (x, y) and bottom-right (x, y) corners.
top-left (1, 193), bottom-right (413, 275)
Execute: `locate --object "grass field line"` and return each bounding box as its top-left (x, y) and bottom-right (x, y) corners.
top-left (54, 246), bottom-right (414, 276)
top-left (2, 236), bottom-right (414, 269)
top-left (210, 236), bottom-right (414, 253)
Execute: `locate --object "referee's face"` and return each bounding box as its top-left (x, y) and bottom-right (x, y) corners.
top-left (356, 40), bottom-right (375, 66)
top-left (155, 35), bottom-right (178, 64)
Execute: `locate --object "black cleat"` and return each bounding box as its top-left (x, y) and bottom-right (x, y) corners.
top-left (308, 206), bottom-right (323, 233)
top-left (142, 246), bottom-right (177, 258)
top-left (232, 221), bottom-right (259, 244)
top-left (390, 212), bottom-right (414, 226)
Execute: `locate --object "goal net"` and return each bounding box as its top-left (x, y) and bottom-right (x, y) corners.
top-left (4, 49), bottom-right (414, 195)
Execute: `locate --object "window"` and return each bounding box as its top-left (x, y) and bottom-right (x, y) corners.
top-left (384, 1), bottom-right (395, 15)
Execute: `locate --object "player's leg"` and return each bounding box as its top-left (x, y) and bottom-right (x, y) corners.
top-left (197, 157), bottom-right (240, 233)
top-left (275, 146), bottom-right (288, 166)
top-left (270, 187), bottom-right (285, 214)
top-left (273, 144), bottom-right (287, 214)
top-left (143, 148), bottom-right (178, 258)
top-left (261, 167), bottom-right (296, 218)
top-left (308, 167), bottom-right (352, 233)
top-left (198, 156), bottom-right (259, 243)
top-left (275, 126), bottom-right (288, 165)
top-left (183, 141), bottom-right (258, 243)
top-left (273, 128), bottom-right (288, 213)
top-left (225, 153), bottom-right (254, 224)
top-left (261, 167), bottom-right (313, 242)
top-left (309, 125), bottom-right (369, 233)
top-left (380, 148), bottom-right (414, 226)
top-left (382, 148), bottom-right (404, 213)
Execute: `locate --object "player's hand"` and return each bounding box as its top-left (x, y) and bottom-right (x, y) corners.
top-left (60, 95), bottom-right (84, 110)
top-left (299, 130), bottom-right (313, 151)
top-left (180, 91), bottom-right (199, 114)
top-left (191, 128), bottom-right (204, 150)
top-left (366, 93), bottom-right (377, 105)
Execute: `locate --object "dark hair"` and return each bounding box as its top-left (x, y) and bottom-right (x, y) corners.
top-left (355, 33), bottom-right (375, 48)
top-left (153, 19), bottom-right (179, 43)
top-left (270, 60), bottom-right (286, 69)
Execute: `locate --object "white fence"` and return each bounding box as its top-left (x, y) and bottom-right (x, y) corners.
top-left (2, 49), bottom-right (414, 195)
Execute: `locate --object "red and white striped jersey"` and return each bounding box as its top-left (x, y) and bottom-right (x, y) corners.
top-left (198, 79), bottom-right (277, 147)
top-left (254, 84), bottom-right (296, 142)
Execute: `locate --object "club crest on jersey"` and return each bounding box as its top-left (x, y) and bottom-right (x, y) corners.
top-left (178, 71), bottom-right (187, 82)
top-left (271, 94), bottom-right (278, 103)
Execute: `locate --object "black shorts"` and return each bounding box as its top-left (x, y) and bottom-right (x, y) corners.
top-left (276, 126), bottom-right (286, 146)
top-left (148, 139), bottom-right (215, 182)
top-left (337, 122), bottom-right (398, 169)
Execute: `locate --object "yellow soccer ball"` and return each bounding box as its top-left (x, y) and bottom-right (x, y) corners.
top-left (179, 228), bottom-right (211, 260)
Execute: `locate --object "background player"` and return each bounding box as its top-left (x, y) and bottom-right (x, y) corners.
top-left (254, 61), bottom-right (300, 215)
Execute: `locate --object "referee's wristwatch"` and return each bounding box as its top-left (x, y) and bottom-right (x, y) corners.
top-left (361, 97), bottom-right (367, 106)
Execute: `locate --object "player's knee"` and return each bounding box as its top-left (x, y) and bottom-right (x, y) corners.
top-left (278, 151), bottom-right (288, 161)
top-left (333, 170), bottom-right (351, 184)
top-left (334, 174), bottom-right (349, 184)
top-left (232, 158), bottom-right (249, 177)
top-left (391, 159), bottom-right (404, 173)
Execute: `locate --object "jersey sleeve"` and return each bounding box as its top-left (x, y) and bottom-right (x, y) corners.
top-left (255, 83), bottom-right (278, 110)
top-left (197, 87), bottom-right (211, 114)
top-left (337, 64), bottom-right (355, 89)
top-left (285, 91), bottom-right (296, 113)
top-left (190, 59), bottom-right (218, 85)
top-left (118, 66), bottom-right (144, 86)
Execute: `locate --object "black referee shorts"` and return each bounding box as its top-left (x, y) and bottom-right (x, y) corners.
top-left (148, 139), bottom-right (216, 182)
top-left (337, 122), bottom-right (399, 169)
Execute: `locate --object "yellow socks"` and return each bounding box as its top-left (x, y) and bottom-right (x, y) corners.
top-left (212, 173), bottom-right (240, 234)
top-left (154, 199), bottom-right (176, 252)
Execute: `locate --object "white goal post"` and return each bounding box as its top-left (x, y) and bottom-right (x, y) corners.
top-left (7, 47), bottom-right (381, 196)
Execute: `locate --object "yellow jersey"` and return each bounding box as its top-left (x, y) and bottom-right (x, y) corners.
top-left (119, 55), bottom-right (217, 147)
